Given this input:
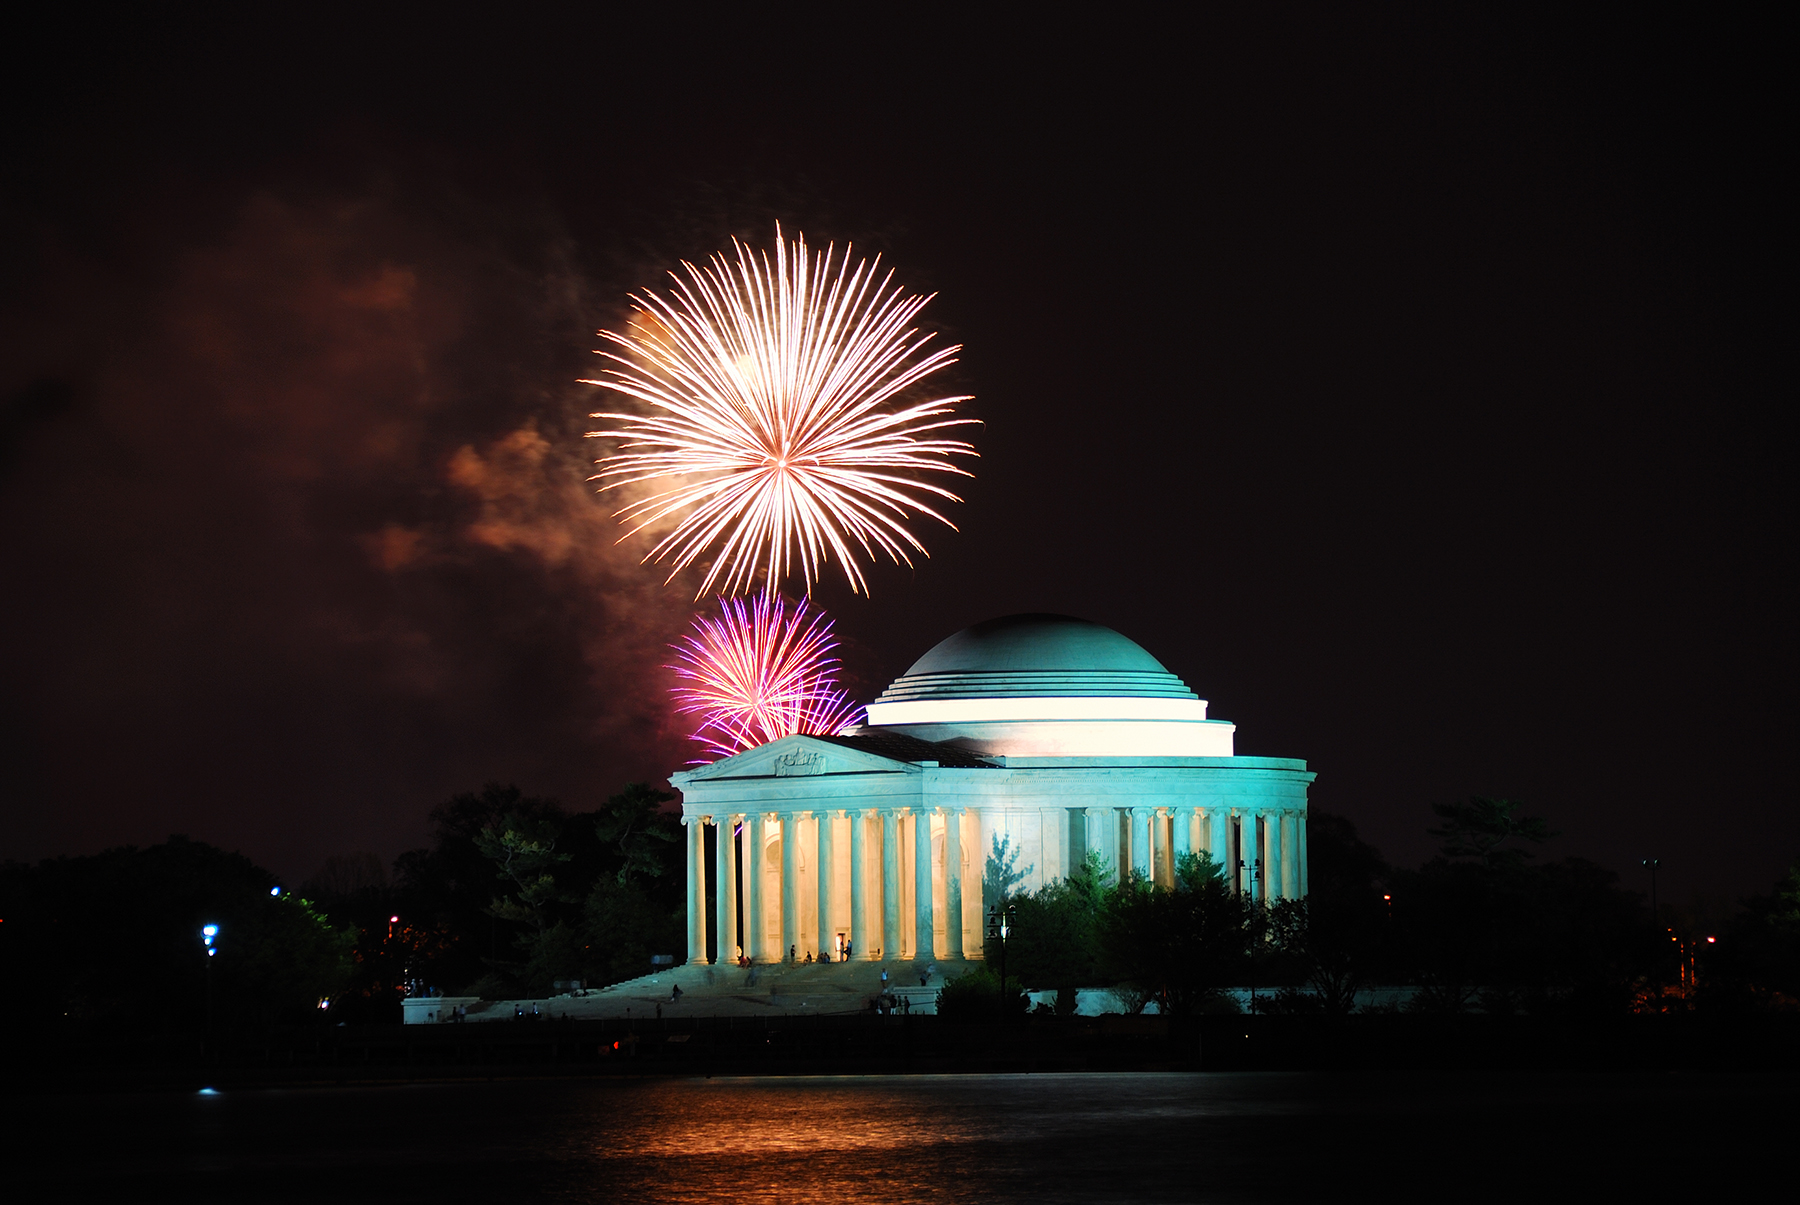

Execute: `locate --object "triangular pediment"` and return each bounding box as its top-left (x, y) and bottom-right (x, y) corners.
top-left (675, 734), bottom-right (921, 783)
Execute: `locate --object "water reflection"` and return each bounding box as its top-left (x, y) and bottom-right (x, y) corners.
top-left (9, 1071), bottom-right (1789, 1203)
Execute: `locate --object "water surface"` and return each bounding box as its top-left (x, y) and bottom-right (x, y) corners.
top-left (13, 1071), bottom-right (1788, 1202)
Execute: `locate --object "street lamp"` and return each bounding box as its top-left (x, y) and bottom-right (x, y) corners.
top-left (986, 903), bottom-right (1017, 1023)
top-left (200, 924), bottom-right (219, 1053)
top-left (1238, 858), bottom-right (1261, 900)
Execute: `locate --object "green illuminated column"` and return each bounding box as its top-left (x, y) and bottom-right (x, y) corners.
top-left (850, 810), bottom-right (868, 958)
top-left (745, 812), bottom-right (765, 961)
top-left (1210, 808), bottom-right (1231, 879)
top-left (1298, 812), bottom-right (1309, 898)
top-left (1263, 812), bottom-right (1282, 903)
top-left (914, 810), bottom-right (935, 962)
top-left (881, 809), bottom-right (901, 960)
top-left (943, 807), bottom-right (964, 958)
top-left (816, 809), bottom-right (835, 959)
top-left (686, 816), bottom-right (708, 964)
top-left (1242, 810), bottom-right (1261, 902)
top-left (780, 812), bottom-right (799, 960)
top-left (716, 814), bottom-right (737, 963)
top-left (1131, 807), bottom-right (1153, 879)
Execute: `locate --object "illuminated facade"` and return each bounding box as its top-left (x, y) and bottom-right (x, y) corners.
top-left (670, 614), bottom-right (1314, 965)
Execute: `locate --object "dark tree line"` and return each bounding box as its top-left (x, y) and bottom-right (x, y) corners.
top-left (313, 781), bottom-right (687, 1012)
top-left (941, 800), bottom-right (1800, 1019)
top-left (0, 836), bottom-right (354, 1032)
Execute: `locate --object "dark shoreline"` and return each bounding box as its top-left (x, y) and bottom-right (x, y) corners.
top-left (11, 1011), bottom-right (1797, 1093)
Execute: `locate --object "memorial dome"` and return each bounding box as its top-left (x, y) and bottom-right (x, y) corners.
top-left (860, 614), bottom-right (1234, 757)
top-left (872, 614), bottom-right (1199, 704)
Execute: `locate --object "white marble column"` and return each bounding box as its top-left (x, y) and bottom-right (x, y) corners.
top-left (944, 807), bottom-right (964, 958)
top-left (1211, 809), bottom-right (1232, 885)
top-left (816, 809), bottom-right (835, 958)
top-left (881, 809), bottom-right (902, 959)
top-left (685, 816), bottom-right (707, 964)
top-left (1299, 811), bottom-right (1309, 898)
top-left (913, 810), bottom-right (935, 961)
top-left (1281, 811), bottom-right (1298, 900)
top-left (1242, 810), bottom-right (1261, 902)
top-left (849, 810), bottom-right (868, 958)
top-left (1174, 806), bottom-right (1193, 861)
top-left (745, 812), bottom-right (765, 961)
top-left (780, 812), bottom-right (799, 961)
top-left (1084, 807), bottom-right (1109, 880)
top-left (1264, 812), bottom-right (1282, 903)
top-left (716, 814), bottom-right (738, 963)
top-left (1131, 807), bottom-right (1153, 880)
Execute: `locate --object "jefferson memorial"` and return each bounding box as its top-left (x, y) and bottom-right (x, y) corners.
top-left (671, 614), bottom-right (1315, 966)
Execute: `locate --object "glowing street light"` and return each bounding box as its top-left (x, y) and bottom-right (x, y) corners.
top-left (200, 923), bottom-right (219, 1053)
top-left (986, 903), bottom-right (1018, 1023)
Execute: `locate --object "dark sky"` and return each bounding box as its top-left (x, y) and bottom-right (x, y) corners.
top-left (2, 8), bottom-right (1788, 903)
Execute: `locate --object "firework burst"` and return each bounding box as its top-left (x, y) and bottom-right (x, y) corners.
top-left (585, 226), bottom-right (977, 597)
top-left (669, 591), bottom-right (865, 761)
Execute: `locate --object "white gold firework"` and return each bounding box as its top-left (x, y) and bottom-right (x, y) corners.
top-left (584, 227), bottom-right (977, 597)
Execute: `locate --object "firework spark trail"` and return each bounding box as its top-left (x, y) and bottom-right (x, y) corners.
top-left (585, 226), bottom-right (977, 597)
top-left (668, 592), bottom-right (865, 760)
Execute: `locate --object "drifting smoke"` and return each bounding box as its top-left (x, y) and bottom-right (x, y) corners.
top-left (0, 186), bottom-right (702, 875)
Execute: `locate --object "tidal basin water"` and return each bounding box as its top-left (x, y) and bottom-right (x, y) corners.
top-left (14, 1071), bottom-right (1789, 1202)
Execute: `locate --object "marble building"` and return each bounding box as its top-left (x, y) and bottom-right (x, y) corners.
top-left (669, 613), bottom-right (1315, 965)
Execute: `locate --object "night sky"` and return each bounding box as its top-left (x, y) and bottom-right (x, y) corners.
top-left (2, 9), bottom-right (1787, 903)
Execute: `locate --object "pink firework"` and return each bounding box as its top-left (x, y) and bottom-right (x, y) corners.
top-left (669, 592), bottom-right (865, 760)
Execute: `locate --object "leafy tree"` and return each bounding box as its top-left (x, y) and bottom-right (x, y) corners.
top-left (983, 832), bottom-right (1032, 907)
top-left (1102, 851), bottom-right (1248, 1015)
top-left (0, 837), bottom-right (353, 1032)
top-left (1268, 812), bottom-right (1393, 1014)
top-left (392, 782), bottom-right (570, 993)
top-left (1700, 856), bottom-right (1800, 1011)
top-left (936, 964), bottom-right (1029, 1021)
top-left (474, 811), bottom-right (573, 942)
top-left (593, 782), bottom-right (680, 886)
top-left (1006, 851), bottom-right (1112, 1013)
top-left (581, 875), bottom-right (683, 986)
top-left (1428, 796), bottom-right (1556, 869)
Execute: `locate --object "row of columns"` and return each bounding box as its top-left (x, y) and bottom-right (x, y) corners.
top-left (1089, 805), bottom-right (1308, 902)
top-left (687, 804), bottom-right (1311, 965)
top-left (684, 807), bottom-right (968, 966)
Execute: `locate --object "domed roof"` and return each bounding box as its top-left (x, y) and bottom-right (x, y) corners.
top-left (872, 614), bottom-right (1199, 704)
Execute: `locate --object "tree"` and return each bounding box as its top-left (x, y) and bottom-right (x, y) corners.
top-left (392, 782), bottom-right (570, 994)
top-left (474, 811), bottom-right (573, 942)
top-left (592, 782), bottom-right (680, 886)
top-left (1007, 851), bottom-right (1111, 1014)
top-left (1427, 796), bottom-right (1556, 869)
top-left (0, 837), bottom-right (353, 1032)
top-left (1269, 812), bottom-right (1392, 1014)
top-left (1101, 851), bottom-right (1248, 1015)
top-left (983, 833), bottom-right (1032, 907)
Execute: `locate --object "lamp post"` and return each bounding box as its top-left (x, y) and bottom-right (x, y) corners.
top-left (200, 924), bottom-right (219, 1054)
top-left (986, 903), bottom-right (1016, 1023)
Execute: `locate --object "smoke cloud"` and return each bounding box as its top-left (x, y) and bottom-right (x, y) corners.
top-left (0, 184), bottom-right (702, 880)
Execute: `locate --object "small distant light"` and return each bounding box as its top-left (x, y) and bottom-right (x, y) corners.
top-left (390, 915), bottom-right (399, 924)
top-left (202, 924), bottom-right (218, 937)
top-left (270, 886), bottom-right (282, 897)
top-left (198, 1087), bottom-right (219, 1096)
top-left (1707, 936), bottom-right (1716, 943)
top-left (1382, 895), bottom-right (1391, 901)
